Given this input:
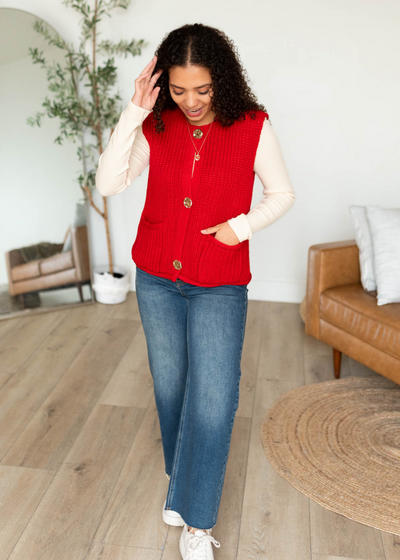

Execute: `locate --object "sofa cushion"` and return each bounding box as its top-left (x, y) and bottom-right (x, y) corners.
top-left (11, 261), bottom-right (41, 282)
top-left (40, 251), bottom-right (74, 275)
top-left (320, 283), bottom-right (400, 360)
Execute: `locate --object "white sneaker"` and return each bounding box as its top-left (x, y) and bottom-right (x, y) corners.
top-left (179, 522), bottom-right (221, 559)
top-left (162, 499), bottom-right (185, 526)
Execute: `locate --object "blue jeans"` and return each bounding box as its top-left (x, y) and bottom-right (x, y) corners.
top-left (135, 265), bottom-right (248, 530)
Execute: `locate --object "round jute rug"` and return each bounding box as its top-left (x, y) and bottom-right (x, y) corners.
top-left (260, 375), bottom-right (400, 536)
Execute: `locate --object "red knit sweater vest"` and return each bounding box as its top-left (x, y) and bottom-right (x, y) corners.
top-left (131, 106), bottom-right (268, 287)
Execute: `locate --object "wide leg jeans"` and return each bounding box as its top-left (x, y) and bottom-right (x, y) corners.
top-left (135, 265), bottom-right (248, 530)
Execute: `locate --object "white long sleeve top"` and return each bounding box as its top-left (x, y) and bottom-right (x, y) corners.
top-left (96, 101), bottom-right (296, 243)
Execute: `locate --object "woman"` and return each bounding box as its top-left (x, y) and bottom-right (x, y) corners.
top-left (96, 23), bottom-right (295, 560)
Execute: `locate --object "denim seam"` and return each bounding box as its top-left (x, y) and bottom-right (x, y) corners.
top-left (165, 297), bottom-right (190, 510)
top-left (211, 289), bottom-right (248, 527)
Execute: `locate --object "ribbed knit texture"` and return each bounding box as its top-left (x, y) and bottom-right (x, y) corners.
top-left (131, 107), bottom-right (268, 287)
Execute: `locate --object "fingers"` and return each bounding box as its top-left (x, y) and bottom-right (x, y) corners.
top-left (140, 55), bottom-right (157, 76)
top-left (150, 85), bottom-right (161, 102)
top-left (142, 68), bottom-right (163, 100)
top-left (134, 55), bottom-right (163, 109)
top-left (201, 223), bottom-right (224, 233)
top-left (135, 67), bottom-right (162, 95)
top-left (149, 68), bottom-right (163, 85)
top-left (206, 224), bottom-right (223, 230)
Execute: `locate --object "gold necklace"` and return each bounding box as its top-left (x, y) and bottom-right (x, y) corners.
top-left (185, 118), bottom-right (214, 178)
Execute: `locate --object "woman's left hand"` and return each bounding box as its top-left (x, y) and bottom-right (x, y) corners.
top-left (201, 222), bottom-right (240, 246)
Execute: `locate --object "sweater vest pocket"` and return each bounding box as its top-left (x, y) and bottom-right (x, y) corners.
top-left (197, 234), bottom-right (245, 285)
top-left (131, 215), bottom-right (164, 273)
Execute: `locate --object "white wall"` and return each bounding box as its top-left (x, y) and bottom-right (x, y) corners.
top-left (0, 33), bottom-right (83, 286)
top-left (1, 0), bottom-right (399, 302)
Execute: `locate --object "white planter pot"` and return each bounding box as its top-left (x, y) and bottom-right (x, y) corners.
top-left (92, 265), bottom-right (130, 305)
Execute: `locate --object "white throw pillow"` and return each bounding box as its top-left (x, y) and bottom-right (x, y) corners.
top-left (365, 205), bottom-right (400, 306)
top-left (349, 205), bottom-right (376, 293)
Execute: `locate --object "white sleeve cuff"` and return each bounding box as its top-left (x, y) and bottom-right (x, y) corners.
top-left (125, 100), bottom-right (152, 122)
top-left (227, 213), bottom-right (253, 243)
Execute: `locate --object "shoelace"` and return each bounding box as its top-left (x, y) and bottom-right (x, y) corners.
top-left (186, 529), bottom-right (221, 559)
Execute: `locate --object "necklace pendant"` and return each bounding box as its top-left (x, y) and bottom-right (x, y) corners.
top-left (193, 129), bottom-right (203, 139)
top-left (195, 154), bottom-right (200, 161)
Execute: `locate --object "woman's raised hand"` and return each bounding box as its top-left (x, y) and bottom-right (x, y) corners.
top-left (131, 55), bottom-right (163, 111)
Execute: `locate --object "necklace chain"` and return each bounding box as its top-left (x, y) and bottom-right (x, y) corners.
top-left (185, 118), bottom-right (214, 178)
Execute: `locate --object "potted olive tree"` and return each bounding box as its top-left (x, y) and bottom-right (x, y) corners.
top-left (27, 0), bottom-right (147, 304)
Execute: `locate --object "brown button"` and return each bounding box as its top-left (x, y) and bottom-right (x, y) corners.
top-left (183, 197), bottom-right (192, 208)
top-left (173, 260), bottom-right (182, 270)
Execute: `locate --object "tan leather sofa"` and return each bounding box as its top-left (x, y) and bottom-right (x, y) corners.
top-left (5, 225), bottom-right (91, 307)
top-left (305, 240), bottom-right (400, 385)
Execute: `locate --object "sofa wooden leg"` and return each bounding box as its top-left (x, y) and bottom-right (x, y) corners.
top-left (76, 283), bottom-right (83, 302)
top-left (333, 348), bottom-right (342, 379)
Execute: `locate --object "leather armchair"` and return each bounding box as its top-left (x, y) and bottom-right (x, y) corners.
top-left (5, 225), bottom-right (91, 306)
top-left (305, 240), bottom-right (400, 384)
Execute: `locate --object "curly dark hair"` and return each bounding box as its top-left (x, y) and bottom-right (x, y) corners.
top-left (150, 23), bottom-right (268, 133)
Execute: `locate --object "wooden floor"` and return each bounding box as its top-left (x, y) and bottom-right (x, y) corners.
top-left (0, 293), bottom-right (397, 560)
